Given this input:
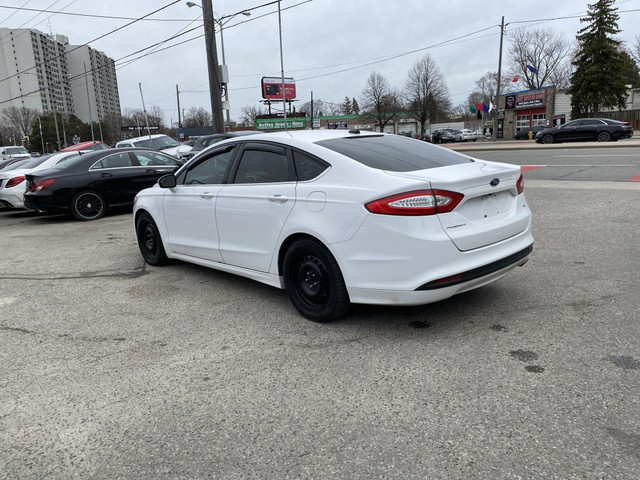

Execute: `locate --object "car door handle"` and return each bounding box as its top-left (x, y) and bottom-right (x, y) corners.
top-left (101, 172), bottom-right (113, 177)
top-left (268, 194), bottom-right (288, 203)
top-left (200, 192), bottom-right (215, 199)
top-left (144, 169), bottom-right (157, 173)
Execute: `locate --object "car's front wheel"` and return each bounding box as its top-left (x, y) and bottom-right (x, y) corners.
top-left (542, 134), bottom-right (554, 144)
top-left (283, 238), bottom-right (350, 322)
top-left (597, 131), bottom-right (611, 142)
top-left (136, 212), bottom-right (168, 266)
top-left (70, 190), bottom-right (105, 221)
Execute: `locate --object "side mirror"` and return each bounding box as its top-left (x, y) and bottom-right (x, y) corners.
top-left (158, 174), bottom-right (177, 188)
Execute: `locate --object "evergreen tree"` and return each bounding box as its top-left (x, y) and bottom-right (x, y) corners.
top-left (340, 96), bottom-right (353, 115)
top-left (568, 0), bottom-right (628, 116)
top-left (351, 98), bottom-right (360, 114)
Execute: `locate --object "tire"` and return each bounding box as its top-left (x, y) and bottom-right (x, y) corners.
top-left (542, 134), bottom-right (554, 144)
top-left (597, 131), bottom-right (611, 142)
top-left (283, 238), bottom-right (350, 322)
top-left (136, 212), bottom-right (168, 266)
top-left (70, 190), bottom-right (105, 221)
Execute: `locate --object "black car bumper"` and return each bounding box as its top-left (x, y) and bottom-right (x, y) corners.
top-left (23, 193), bottom-right (69, 214)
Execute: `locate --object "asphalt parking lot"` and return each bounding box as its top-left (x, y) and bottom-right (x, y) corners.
top-left (2, 147), bottom-right (640, 478)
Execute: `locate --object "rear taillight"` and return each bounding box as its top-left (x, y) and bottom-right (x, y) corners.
top-left (6, 175), bottom-right (25, 188)
top-left (516, 174), bottom-right (524, 195)
top-left (30, 178), bottom-right (56, 192)
top-left (365, 189), bottom-right (464, 216)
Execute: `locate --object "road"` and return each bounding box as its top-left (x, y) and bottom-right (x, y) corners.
top-left (1, 143), bottom-right (640, 479)
top-left (468, 145), bottom-right (640, 182)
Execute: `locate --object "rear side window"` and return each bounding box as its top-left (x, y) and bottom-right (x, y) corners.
top-left (293, 150), bottom-right (328, 181)
top-left (316, 135), bottom-right (472, 172)
top-left (233, 147), bottom-right (291, 184)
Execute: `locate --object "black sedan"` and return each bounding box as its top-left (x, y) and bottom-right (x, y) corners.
top-left (24, 148), bottom-right (182, 220)
top-left (185, 131), bottom-right (258, 159)
top-left (535, 118), bottom-right (633, 144)
top-left (431, 130), bottom-right (456, 144)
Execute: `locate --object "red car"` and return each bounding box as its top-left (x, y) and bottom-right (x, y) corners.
top-left (60, 141), bottom-right (110, 152)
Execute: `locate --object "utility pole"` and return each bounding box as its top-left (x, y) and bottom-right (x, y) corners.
top-left (202, 0), bottom-right (225, 133)
top-left (139, 82), bottom-right (152, 138)
top-left (176, 84), bottom-right (182, 127)
top-left (310, 91), bottom-right (314, 130)
top-left (84, 62), bottom-right (96, 143)
top-left (277, 0), bottom-right (287, 131)
top-left (494, 16), bottom-right (505, 141)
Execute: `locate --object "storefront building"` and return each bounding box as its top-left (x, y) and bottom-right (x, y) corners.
top-left (497, 86), bottom-right (557, 139)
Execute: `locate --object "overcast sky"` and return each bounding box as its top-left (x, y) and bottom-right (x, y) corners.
top-left (2, 0), bottom-right (640, 125)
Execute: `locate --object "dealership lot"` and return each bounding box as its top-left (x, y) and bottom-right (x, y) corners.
top-left (2, 150), bottom-right (640, 478)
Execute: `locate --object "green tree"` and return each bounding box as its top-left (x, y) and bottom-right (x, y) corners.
top-left (620, 50), bottom-right (640, 88)
top-left (351, 98), bottom-right (360, 114)
top-left (340, 96), bottom-right (353, 115)
top-left (568, 0), bottom-right (628, 116)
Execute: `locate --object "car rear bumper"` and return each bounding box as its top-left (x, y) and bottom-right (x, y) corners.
top-left (346, 247), bottom-right (531, 305)
top-left (0, 191), bottom-right (24, 208)
top-left (23, 193), bottom-right (68, 214)
top-left (330, 209), bottom-right (534, 304)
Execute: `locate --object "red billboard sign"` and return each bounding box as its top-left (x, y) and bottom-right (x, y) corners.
top-left (261, 77), bottom-right (296, 100)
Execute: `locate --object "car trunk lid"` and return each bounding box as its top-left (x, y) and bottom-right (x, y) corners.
top-left (385, 161), bottom-right (529, 251)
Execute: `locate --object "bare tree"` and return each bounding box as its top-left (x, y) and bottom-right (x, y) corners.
top-left (1, 106), bottom-right (39, 141)
top-left (403, 55), bottom-right (450, 134)
top-left (507, 28), bottom-right (571, 89)
top-left (183, 107), bottom-right (212, 127)
top-left (631, 34), bottom-right (640, 66)
top-left (297, 99), bottom-right (342, 117)
top-left (240, 105), bottom-right (265, 127)
top-left (360, 71), bottom-right (402, 132)
top-left (122, 107), bottom-right (166, 134)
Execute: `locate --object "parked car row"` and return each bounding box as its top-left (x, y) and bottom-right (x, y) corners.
top-left (2, 131), bottom-right (534, 323)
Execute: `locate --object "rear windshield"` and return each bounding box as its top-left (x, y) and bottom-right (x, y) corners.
top-left (14, 154), bottom-right (54, 169)
top-left (316, 135), bottom-right (473, 172)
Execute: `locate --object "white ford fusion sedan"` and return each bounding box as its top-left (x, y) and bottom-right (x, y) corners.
top-left (133, 130), bottom-right (533, 322)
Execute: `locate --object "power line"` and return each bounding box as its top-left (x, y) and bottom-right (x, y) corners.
top-left (0, 5), bottom-right (199, 22)
top-left (0, 0), bottom-right (182, 86)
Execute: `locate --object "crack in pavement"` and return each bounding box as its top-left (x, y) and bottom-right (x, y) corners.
top-left (0, 266), bottom-right (148, 281)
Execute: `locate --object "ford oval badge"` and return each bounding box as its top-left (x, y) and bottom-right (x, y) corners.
top-left (490, 178), bottom-right (500, 187)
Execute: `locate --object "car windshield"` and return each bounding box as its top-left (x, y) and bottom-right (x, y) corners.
top-left (12, 154), bottom-right (54, 169)
top-left (1, 159), bottom-right (31, 171)
top-left (133, 136), bottom-right (179, 150)
top-left (7, 146), bottom-right (29, 154)
top-left (316, 135), bottom-right (473, 172)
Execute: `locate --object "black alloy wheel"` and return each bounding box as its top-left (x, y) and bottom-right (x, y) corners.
top-left (597, 131), bottom-right (611, 142)
top-left (70, 190), bottom-right (106, 221)
top-left (542, 134), bottom-right (554, 144)
top-left (136, 212), bottom-right (168, 266)
top-left (283, 238), bottom-right (350, 322)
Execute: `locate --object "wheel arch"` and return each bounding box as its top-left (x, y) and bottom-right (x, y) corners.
top-left (277, 232), bottom-right (333, 277)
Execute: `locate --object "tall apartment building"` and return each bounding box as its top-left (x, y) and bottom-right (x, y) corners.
top-left (65, 44), bottom-right (121, 124)
top-left (0, 28), bottom-right (120, 124)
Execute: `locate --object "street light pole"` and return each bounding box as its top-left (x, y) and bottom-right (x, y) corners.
top-left (201, 0), bottom-right (225, 134)
top-left (188, 2), bottom-right (249, 130)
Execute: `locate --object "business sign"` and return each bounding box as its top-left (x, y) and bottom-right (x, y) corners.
top-left (515, 91), bottom-right (545, 109)
top-left (312, 119), bottom-right (321, 128)
top-left (327, 121), bottom-right (348, 129)
top-left (256, 117), bottom-right (306, 130)
top-left (121, 125), bottom-right (159, 131)
top-left (261, 77), bottom-right (296, 100)
top-left (505, 94), bottom-right (516, 110)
